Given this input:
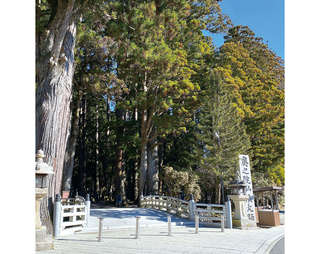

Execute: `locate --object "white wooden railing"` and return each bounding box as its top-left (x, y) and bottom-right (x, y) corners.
top-left (53, 195), bottom-right (91, 237)
top-left (194, 203), bottom-right (225, 228)
top-left (140, 195), bottom-right (228, 230)
top-left (141, 195), bottom-right (190, 218)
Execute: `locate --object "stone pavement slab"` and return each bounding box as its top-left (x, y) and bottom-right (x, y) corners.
top-left (84, 208), bottom-right (194, 232)
top-left (37, 208), bottom-right (284, 254)
top-left (38, 225), bottom-right (284, 254)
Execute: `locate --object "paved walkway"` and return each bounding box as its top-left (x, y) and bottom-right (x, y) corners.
top-left (84, 208), bottom-right (194, 232)
top-left (270, 237), bottom-right (285, 254)
top-left (38, 208), bottom-right (284, 254)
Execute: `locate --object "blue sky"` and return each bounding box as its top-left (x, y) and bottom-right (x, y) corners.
top-left (204, 0), bottom-right (284, 59)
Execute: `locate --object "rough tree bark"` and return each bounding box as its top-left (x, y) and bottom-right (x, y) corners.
top-left (147, 139), bottom-right (159, 195)
top-left (95, 103), bottom-right (100, 200)
top-left (61, 91), bottom-right (81, 195)
top-left (214, 176), bottom-right (221, 204)
top-left (139, 72), bottom-right (155, 198)
top-left (134, 108), bottom-right (139, 201)
top-left (78, 93), bottom-right (87, 196)
top-left (36, 0), bottom-right (77, 200)
top-left (114, 109), bottom-right (126, 205)
top-left (36, 0), bottom-right (79, 233)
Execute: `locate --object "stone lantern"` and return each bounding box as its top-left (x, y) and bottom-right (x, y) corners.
top-left (228, 180), bottom-right (256, 229)
top-left (35, 149), bottom-right (54, 251)
top-left (229, 180), bottom-right (247, 195)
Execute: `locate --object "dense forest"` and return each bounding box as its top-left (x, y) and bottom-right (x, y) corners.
top-left (36, 0), bottom-right (284, 211)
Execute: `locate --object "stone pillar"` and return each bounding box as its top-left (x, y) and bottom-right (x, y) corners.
top-left (53, 194), bottom-right (62, 238)
top-left (85, 194), bottom-right (91, 226)
top-left (225, 198), bottom-right (232, 229)
top-left (229, 194), bottom-right (256, 229)
top-left (35, 149), bottom-right (54, 251)
top-left (188, 194), bottom-right (195, 220)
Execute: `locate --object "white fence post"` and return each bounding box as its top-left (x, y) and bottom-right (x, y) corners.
top-left (225, 198), bottom-right (232, 229)
top-left (168, 216), bottom-right (172, 236)
top-left (135, 216), bottom-right (141, 239)
top-left (98, 217), bottom-right (103, 242)
top-left (53, 194), bottom-right (62, 238)
top-left (195, 214), bottom-right (199, 234)
top-left (85, 194), bottom-right (91, 226)
top-left (221, 214), bottom-right (225, 232)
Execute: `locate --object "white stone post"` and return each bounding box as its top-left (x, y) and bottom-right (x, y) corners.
top-left (98, 217), bottom-right (103, 242)
top-left (221, 215), bottom-right (224, 232)
top-left (53, 194), bottom-right (62, 238)
top-left (85, 194), bottom-right (91, 226)
top-left (168, 216), bottom-right (172, 236)
top-left (225, 199), bottom-right (232, 229)
top-left (135, 216), bottom-right (141, 239)
top-left (195, 215), bottom-right (199, 234)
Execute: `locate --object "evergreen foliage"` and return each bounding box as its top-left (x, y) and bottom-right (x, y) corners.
top-left (36, 1), bottom-right (285, 206)
top-left (196, 67), bottom-right (251, 203)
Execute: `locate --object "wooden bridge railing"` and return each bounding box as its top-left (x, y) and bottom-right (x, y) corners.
top-left (140, 195), bottom-right (228, 230)
top-left (53, 194), bottom-right (91, 237)
top-left (194, 203), bottom-right (225, 228)
top-left (141, 195), bottom-right (190, 218)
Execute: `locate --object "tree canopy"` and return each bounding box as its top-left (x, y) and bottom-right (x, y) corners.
top-left (36, 1), bottom-right (285, 213)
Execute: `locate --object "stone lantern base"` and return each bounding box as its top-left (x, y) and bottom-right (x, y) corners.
top-left (232, 218), bottom-right (257, 229)
top-left (36, 229), bottom-right (54, 251)
top-left (229, 194), bottom-right (257, 229)
top-left (36, 188), bottom-right (54, 251)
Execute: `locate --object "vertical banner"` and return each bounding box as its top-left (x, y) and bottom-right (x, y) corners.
top-left (239, 155), bottom-right (256, 221)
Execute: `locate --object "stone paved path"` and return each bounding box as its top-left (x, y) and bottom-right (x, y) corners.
top-left (84, 208), bottom-right (194, 232)
top-left (37, 208), bottom-right (284, 254)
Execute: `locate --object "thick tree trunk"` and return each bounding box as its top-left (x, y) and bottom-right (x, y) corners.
top-left (36, 12), bottom-right (77, 201)
top-left (134, 159), bottom-right (139, 201)
top-left (147, 140), bottom-right (159, 195)
top-left (36, 0), bottom-right (78, 234)
top-left (95, 104), bottom-right (100, 200)
top-left (78, 94), bottom-right (87, 196)
top-left (115, 146), bottom-right (125, 203)
top-left (62, 91), bottom-right (81, 195)
top-left (140, 141), bottom-right (148, 196)
top-left (214, 176), bottom-right (221, 204)
top-left (114, 109), bottom-right (126, 204)
top-left (158, 140), bottom-right (166, 195)
top-left (138, 72), bottom-right (151, 199)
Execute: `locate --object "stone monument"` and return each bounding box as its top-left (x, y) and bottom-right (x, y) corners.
top-left (238, 155), bottom-right (256, 222)
top-left (35, 149), bottom-right (54, 251)
top-left (228, 155), bottom-right (257, 229)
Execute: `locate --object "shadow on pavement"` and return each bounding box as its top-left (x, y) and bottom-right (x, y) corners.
top-left (90, 208), bottom-right (193, 224)
top-left (89, 208), bottom-right (225, 230)
top-left (56, 239), bottom-right (98, 242)
top-left (100, 236), bottom-right (134, 240)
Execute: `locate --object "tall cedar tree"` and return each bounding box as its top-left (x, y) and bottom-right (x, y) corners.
top-left (36, 0), bottom-right (112, 233)
top-left (218, 26), bottom-right (284, 183)
top-left (197, 67), bottom-right (251, 203)
top-left (101, 0), bottom-right (229, 197)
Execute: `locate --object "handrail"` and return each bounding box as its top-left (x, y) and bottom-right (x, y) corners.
top-left (140, 195), bottom-right (226, 229)
top-left (54, 195), bottom-right (90, 238)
